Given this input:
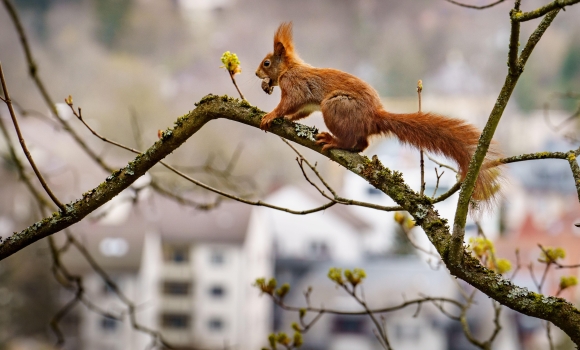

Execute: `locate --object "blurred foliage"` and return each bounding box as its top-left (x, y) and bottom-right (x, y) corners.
top-left (93, 0), bottom-right (133, 48)
top-left (559, 42), bottom-right (580, 111)
top-left (12, 0), bottom-right (51, 11)
top-left (0, 241), bottom-right (60, 346)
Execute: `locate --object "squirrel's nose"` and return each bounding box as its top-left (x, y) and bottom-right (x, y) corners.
top-left (255, 72), bottom-right (259, 77)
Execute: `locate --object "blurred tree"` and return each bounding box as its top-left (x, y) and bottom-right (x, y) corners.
top-left (93, 0), bottom-right (133, 48)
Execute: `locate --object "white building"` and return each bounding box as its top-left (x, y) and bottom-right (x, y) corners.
top-left (62, 193), bottom-right (273, 350)
top-left (261, 185), bottom-right (371, 262)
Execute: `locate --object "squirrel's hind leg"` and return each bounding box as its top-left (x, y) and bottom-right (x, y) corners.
top-left (315, 132), bottom-right (338, 151)
top-left (315, 132), bottom-right (367, 153)
top-left (320, 93), bottom-right (371, 152)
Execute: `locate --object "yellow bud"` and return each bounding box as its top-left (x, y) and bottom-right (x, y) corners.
top-left (344, 269), bottom-right (353, 283)
top-left (404, 217), bottom-right (416, 230)
top-left (220, 51), bottom-right (242, 75)
top-left (353, 268), bottom-right (366, 279)
top-left (560, 276), bottom-right (578, 290)
top-left (496, 258), bottom-right (512, 274)
top-left (277, 332), bottom-right (290, 346)
top-left (276, 283), bottom-right (290, 299)
top-left (394, 212), bottom-right (406, 225)
top-left (468, 237), bottom-right (495, 259)
top-left (293, 331), bottom-right (303, 347)
top-left (266, 278), bottom-right (277, 293)
top-left (539, 247), bottom-right (566, 263)
top-left (327, 267), bottom-right (343, 285)
top-left (268, 333), bottom-right (276, 348)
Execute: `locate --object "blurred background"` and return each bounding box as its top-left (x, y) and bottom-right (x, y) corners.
top-left (0, 0), bottom-right (579, 349)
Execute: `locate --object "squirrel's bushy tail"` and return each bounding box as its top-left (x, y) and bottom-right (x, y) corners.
top-left (375, 110), bottom-right (502, 207)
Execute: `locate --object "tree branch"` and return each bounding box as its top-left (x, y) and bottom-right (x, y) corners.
top-left (2, 95), bottom-right (580, 344)
top-left (452, 7), bottom-right (560, 264)
top-left (444, 0), bottom-right (506, 10)
top-left (512, 0), bottom-right (580, 22)
top-left (0, 62), bottom-right (65, 210)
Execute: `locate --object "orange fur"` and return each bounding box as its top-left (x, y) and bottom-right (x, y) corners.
top-left (256, 22), bottom-right (502, 204)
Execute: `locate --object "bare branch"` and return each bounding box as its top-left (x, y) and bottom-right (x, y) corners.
top-left (453, 5), bottom-right (560, 263)
top-left (2, 0), bottom-right (115, 172)
top-left (432, 168), bottom-right (444, 198)
top-left (512, 0), bottom-right (580, 22)
top-left (508, 1), bottom-right (522, 76)
top-left (228, 71), bottom-right (245, 100)
top-left (0, 62), bottom-right (65, 210)
top-left (281, 137), bottom-right (404, 212)
top-left (0, 113), bottom-right (52, 208)
top-left (272, 293), bottom-right (463, 317)
top-left (444, 0), bottom-right (505, 10)
top-left (427, 155), bottom-right (458, 173)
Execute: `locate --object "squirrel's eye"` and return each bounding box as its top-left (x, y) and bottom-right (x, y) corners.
top-left (263, 60), bottom-right (271, 67)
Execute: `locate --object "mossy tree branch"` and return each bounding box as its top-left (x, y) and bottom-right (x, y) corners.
top-left (2, 95), bottom-right (580, 344)
top-left (452, 9), bottom-right (560, 263)
top-left (513, 0), bottom-right (580, 22)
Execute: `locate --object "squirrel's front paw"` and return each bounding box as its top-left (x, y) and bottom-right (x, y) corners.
top-left (260, 113), bottom-right (276, 130)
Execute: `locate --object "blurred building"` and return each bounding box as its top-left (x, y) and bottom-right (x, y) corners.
top-left (263, 185), bottom-right (372, 262)
top-left (60, 194), bottom-right (273, 350)
top-left (275, 258), bottom-right (519, 350)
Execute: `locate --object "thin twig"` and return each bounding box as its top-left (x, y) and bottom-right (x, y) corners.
top-left (280, 137), bottom-right (403, 212)
top-left (444, 0), bottom-right (505, 10)
top-left (512, 0), bottom-right (580, 22)
top-left (543, 101), bottom-right (580, 133)
top-left (228, 71), bottom-right (245, 100)
top-left (452, 3), bottom-right (560, 261)
top-left (418, 80), bottom-right (425, 196)
top-left (509, 249), bottom-right (522, 280)
top-left (342, 284), bottom-right (392, 349)
top-left (272, 294), bottom-right (463, 316)
top-left (432, 168), bottom-right (444, 198)
top-left (432, 181), bottom-right (461, 203)
top-left (0, 62), bottom-right (65, 210)
top-left (0, 113), bottom-right (52, 208)
top-left (427, 155), bottom-right (458, 173)
top-left (2, 0), bottom-right (115, 172)
top-left (66, 100), bottom-right (335, 215)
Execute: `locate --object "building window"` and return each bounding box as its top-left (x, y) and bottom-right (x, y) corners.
top-left (162, 281), bottom-right (191, 296)
top-left (210, 250), bottom-right (225, 265)
top-left (163, 244), bottom-right (190, 263)
top-left (395, 323), bottom-right (420, 341)
top-left (209, 285), bottom-right (225, 298)
top-left (161, 313), bottom-right (190, 329)
top-left (99, 237), bottom-right (129, 257)
top-left (100, 316), bottom-right (119, 332)
top-left (331, 316), bottom-right (366, 334)
top-left (208, 317), bottom-right (224, 331)
top-left (309, 241), bottom-right (330, 259)
top-left (367, 186), bottom-right (383, 195)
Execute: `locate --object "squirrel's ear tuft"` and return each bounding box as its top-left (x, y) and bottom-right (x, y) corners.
top-left (274, 42), bottom-right (285, 57)
top-left (274, 22), bottom-right (294, 56)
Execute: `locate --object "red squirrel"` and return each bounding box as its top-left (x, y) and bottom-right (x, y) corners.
top-left (256, 22), bottom-right (501, 202)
